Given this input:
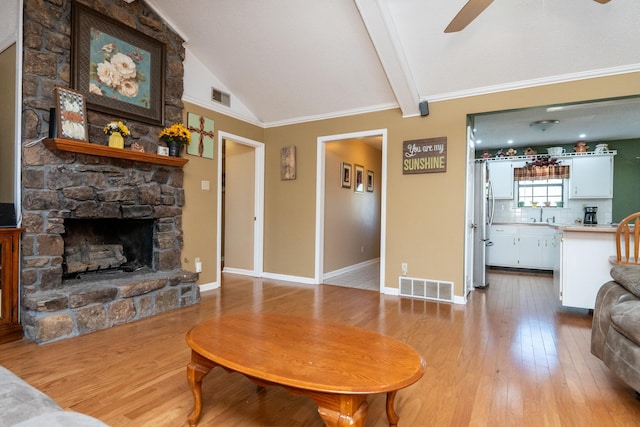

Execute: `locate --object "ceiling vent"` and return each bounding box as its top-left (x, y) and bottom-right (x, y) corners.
top-left (211, 87), bottom-right (231, 107)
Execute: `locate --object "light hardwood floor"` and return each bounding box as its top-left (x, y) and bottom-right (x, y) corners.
top-left (1, 272), bottom-right (639, 426)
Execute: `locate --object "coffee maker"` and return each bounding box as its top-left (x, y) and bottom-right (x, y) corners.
top-left (584, 206), bottom-right (598, 225)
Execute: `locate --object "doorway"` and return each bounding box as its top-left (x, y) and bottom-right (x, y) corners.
top-left (315, 129), bottom-right (387, 292)
top-left (217, 131), bottom-right (264, 281)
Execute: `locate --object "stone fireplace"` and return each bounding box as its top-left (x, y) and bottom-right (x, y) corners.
top-left (20, 154), bottom-right (200, 344)
top-left (20, 0), bottom-right (200, 344)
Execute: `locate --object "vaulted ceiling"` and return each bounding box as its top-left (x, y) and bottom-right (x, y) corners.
top-left (146, 0), bottom-right (640, 128)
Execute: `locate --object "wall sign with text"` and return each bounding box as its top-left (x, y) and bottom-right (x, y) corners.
top-left (402, 137), bottom-right (447, 174)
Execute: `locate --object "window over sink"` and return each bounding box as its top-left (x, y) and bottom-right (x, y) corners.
top-left (517, 178), bottom-right (564, 207)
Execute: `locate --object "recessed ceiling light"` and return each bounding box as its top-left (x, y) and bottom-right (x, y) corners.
top-left (477, 139), bottom-right (482, 144)
top-left (507, 140), bottom-right (513, 144)
top-left (579, 133), bottom-right (586, 138)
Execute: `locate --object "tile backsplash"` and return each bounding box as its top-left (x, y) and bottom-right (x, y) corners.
top-left (492, 198), bottom-right (613, 225)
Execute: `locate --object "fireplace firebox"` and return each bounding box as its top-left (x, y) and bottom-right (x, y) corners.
top-left (62, 219), bottom-right (154, 278)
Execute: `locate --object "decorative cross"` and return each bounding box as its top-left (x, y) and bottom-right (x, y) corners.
top-left (188, 115), bottom-right (215, 157)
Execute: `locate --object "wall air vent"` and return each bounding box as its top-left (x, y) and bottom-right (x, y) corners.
top-left (211, 87), bottom-right (231, 107)
top-left (399, 276), bottom-right (454, 303)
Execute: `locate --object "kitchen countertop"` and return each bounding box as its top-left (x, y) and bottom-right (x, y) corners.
top-left (493, 222), bottom-right (619, 233)
top-left (550, 224), bottom-right (618, 233)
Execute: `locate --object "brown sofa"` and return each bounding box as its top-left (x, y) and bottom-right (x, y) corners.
top-left (591, 265), bottom-right (640, 393)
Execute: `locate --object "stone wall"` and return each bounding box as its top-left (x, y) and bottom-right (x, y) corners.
top-left (22, 0), bottom-right (186, 148)
top-left (20, 0), bottom-right (199, 343)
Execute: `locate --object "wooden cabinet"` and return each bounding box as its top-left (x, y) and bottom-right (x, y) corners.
top-left (0, 228), bottom-right (23, 344)
top-left (568, 155), bottom-right (614, 199)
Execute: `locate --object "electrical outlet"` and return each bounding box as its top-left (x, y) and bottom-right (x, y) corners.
top-left (201, 180), bottom-right (210, 191)
top-left (360, 245), bottom-right (364, 253)
top-left (195, 257), bottom-right (202, 273)
top-left (401, 263), bottom-right (408, 276)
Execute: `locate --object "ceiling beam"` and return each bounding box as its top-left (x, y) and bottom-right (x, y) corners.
top-left (354, 0), bottom-right (421, 117)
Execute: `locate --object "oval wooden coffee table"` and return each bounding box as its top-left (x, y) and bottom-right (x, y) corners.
top-left (186, 312), bottom-right (425, 427)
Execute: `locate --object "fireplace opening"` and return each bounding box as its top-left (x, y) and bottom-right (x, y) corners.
top-left (62, 218), bottom-right (154, 279)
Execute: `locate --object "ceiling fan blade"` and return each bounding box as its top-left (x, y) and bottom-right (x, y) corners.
top-left (444, 0), bottom-right (494, 33)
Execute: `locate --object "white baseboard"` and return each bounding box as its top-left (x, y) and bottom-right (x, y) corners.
top-left (323, 258), bottom-right (380, 280)
top-left (382, 286), bottom-right (399, 295)
top-left (261, 272), bottom-right (317, 285)
top-left (198, 281), bottom-right (219, 292)
top-left (453, 295), bottom-right (467, 305)
top-left (222, 267), bottom-right (255, 277)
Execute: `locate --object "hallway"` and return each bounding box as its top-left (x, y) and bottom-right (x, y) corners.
top-left (323, 261), bottom-right (380, 291)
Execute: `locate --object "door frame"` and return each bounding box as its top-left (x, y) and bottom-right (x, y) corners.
top-left (315, 128), bottom-right (388, 292)
top-left (217, 131), bottom-right (265, 282)
top-left (463, 119), bottom-right (476, 301)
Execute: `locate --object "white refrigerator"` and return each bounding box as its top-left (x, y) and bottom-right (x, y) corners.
top-left (472, 161), bottom-right (494, 288)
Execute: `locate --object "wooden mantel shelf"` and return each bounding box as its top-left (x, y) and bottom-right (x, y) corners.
top-left (44, 138), bottom-right (188, 168)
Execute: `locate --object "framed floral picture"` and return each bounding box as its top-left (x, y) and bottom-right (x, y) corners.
top-left (54, 87), bottom-right (88, 141)
top-left (341, 162), bottom-right (352, 188)
top-left (71, 2), bottom-right (165, 125)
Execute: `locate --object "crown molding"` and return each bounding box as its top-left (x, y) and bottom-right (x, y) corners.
top-left (182, 95), bottom-right (264, 128)
top-left (425, 64), bottom-right (640, 103)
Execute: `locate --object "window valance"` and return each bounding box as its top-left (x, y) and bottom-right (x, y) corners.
top-left (514, 165), bottom-right (570, 181)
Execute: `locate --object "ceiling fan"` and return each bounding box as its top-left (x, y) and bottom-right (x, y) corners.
top-left (444, 0), bottom-right (611, 33)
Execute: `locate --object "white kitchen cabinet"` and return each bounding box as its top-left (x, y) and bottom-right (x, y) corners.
top-left (487, 226), bottom-right (519, 266)
top-left (488, 224), bottom-right (555, 270)
top-left (518, 234), bottom-right (543, 268)
top-left (488, 161), bottom-right (514, 199)
top-left (541, 233), bottom-right (557, 269)
top-left (568, 155), bottom-right (614, 199)
top-left (556, 228), bottom-right (617, 309)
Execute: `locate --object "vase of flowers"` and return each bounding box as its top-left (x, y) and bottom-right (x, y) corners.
top-left (103, 121), bottom-right (130, 149)
top-left (159, 123), bottom-right (191, 157)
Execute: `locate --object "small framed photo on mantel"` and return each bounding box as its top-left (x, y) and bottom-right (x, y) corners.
top-left (53, 87), bottom-right (89, 142)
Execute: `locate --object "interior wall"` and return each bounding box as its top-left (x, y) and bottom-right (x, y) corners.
top-left (324, 139), bottom-right (381, 273)
top-left (180, 101), bottom-right (263, 286)
top-left (0, 44), bottom-right (16, 203)
top-left (223, 140), bottom-right (255, 271)
top-left (261, 73), bottom-right (640, 295)
top-left (610, 138), bottom-right (640, 221)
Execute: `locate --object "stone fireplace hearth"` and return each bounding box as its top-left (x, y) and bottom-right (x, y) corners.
top-left (20, 150), bottom-right (200, 344)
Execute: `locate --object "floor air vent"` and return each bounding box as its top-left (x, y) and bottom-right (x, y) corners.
top-left (211, 87), bottom-right (231, 107)
top-left (399, 276), bottom-right (454, 303)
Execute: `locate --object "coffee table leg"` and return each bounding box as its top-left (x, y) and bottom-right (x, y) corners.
top-left (316, 394), bottom-right (368, 427)
top-left (386, 391), bottom-right (399, 427)
top-left (187, 360), bottom-right (213, 427)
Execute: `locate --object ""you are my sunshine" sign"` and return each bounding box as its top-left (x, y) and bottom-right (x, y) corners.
top-left (402, 137), bottom-right (447, 174)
